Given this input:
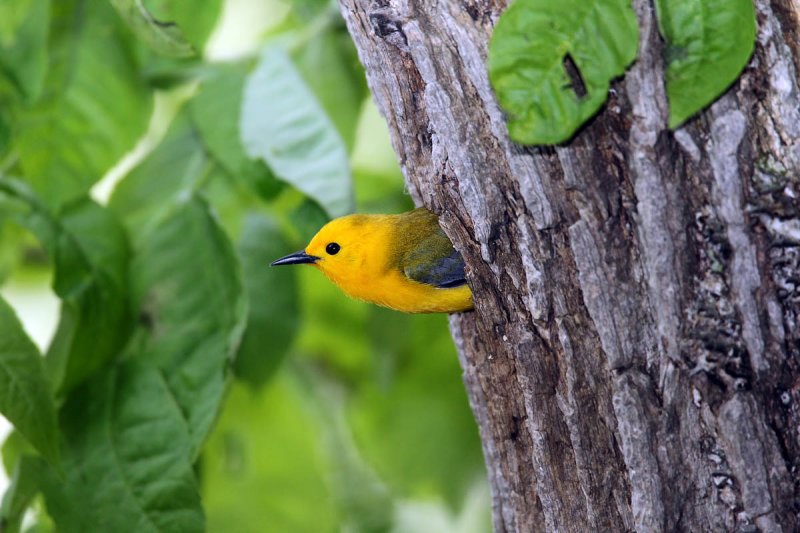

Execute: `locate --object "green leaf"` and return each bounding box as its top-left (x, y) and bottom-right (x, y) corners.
top-left (189, 64), bottom-right (253, 174)
top-left (0, 456), bottom-right (47, 533)
top-left (241, 46), bottom-right (354, 218)
top-left (130, 196), bottom-right (246, 457)
top-left (293, 28), bottom-right (368, 150)
top-left (109, 112), bottom-right (207, 239)
top-left (0, 0), bottom-right (50, 103)
top-left (41, 362), bottom-right (204, 533)
top-left (193, 165), bottom-right (260, 239)
top-left (190, 63), bottom-right (282, 202)
top-left (1, 431), bottom-right (35, 478)
top-left (488, 0), bottom-right (639, 144)
top-left (0, 296), bottom-right (59, 467)
top-left (109, 0), bottom-right (194, 58)
top-left (233, 214), bottom-right (299, 388)
top-left (0, 0), bottom-right (49, 162)
top-left (15, 0), bottom-right (153, 207)
top-left (0, 179), bottom-right (131, 392)
top-left (141, 0), bottom-right (224, 52)
top-left (0, 223), bottom-right (30, 283)
top-left (655, 0), bottom-right (756, 127)
top-left (43, 199), bottom-right (131, 392)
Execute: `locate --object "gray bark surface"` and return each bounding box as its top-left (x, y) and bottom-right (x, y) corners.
top-left (338, 0), bottom-right (800, 531)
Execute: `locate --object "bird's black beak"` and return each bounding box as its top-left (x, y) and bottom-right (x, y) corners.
top-left (271, 250), bottom-right (320, 266)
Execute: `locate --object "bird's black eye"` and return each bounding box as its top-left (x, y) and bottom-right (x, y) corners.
top-left (326, 242), bottom-right (340, 255)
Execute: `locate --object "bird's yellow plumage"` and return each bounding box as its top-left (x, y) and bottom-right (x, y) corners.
top-left (272, 208), bottom-right (473, 313)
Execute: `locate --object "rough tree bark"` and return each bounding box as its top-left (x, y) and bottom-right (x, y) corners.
top-left (338, 0), bottom-right (800, 531)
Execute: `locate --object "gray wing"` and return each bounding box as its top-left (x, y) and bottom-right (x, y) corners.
top-left (401, 231), bottom-right (467, 289)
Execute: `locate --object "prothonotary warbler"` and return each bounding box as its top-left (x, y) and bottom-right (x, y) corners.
top-left (271, 208), bottom-right (473, 313)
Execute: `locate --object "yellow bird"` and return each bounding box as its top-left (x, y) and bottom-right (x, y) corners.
top-left (271, 208), bottom-right (473, 313)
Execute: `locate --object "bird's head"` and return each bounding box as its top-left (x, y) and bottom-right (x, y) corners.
top-left (271, 214), bottom-right (391, 285)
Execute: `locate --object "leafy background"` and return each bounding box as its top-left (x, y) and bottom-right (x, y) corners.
top-left (0, 0), bottom-right (490, 531)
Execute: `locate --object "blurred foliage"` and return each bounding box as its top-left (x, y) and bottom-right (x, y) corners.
top-left (0, 0), bottom-right (489, 531)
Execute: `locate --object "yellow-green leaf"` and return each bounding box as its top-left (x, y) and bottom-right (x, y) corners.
top-left (489, 0), bottom-right (639, 144)
top-left (0, 297), bottom-right (59, 467)
top-left (655, 0), bottom-right (756, 127)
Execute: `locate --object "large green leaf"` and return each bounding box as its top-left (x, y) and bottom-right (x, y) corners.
top-left (241, 46), bottom-right (354, 218)
top-left (233, 214), bottom-right (299, 388)
top-left (0, 179), bottom-right (130, 393)
top-left (15, 0), bottom-right (152, 206)
top-left (109, 112), bottom-right (207, 239)
top-left (655, 0), bottom-right (756, 127)
top-left (41, 362), bottom-right (204, 533)
top-left (488, 0), bottom-right (639, 144)
top-left (189, 64), bottom-right (282, 202)
top-left (31, 198), bottom-right (244, 532)
top-left (0, 296), bottom-right (59, 467)
top-left (129, 196), bottom-right (246, 457)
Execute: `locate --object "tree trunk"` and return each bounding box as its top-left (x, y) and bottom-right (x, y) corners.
top-left (338, 0), bottom-right (800, 530)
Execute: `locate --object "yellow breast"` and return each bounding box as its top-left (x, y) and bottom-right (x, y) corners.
top-left (327, 268), bottom-right (473, 313)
